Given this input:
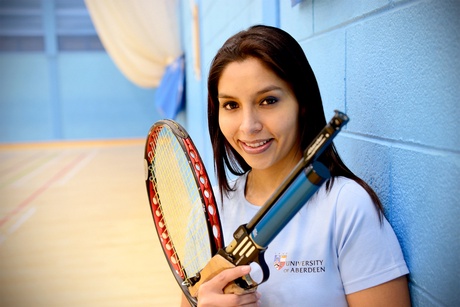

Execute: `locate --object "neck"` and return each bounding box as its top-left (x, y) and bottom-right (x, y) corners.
top-left (245, 158), bottom-right (301, 207)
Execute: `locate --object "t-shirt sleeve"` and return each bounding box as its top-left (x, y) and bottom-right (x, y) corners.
top-left (334, 182), bottom-right (409, 294)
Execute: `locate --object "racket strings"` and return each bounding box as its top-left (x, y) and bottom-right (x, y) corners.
top-left (150, 128), bottom-right (212, 280)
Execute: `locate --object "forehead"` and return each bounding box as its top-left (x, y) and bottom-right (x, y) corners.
top-left (218, 57), bottom-right (285, 94)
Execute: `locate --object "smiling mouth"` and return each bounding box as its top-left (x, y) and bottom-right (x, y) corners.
top-left (243, 140), bottom-right (270, 148)
top-left (240, 139), bottom-right (273, 153)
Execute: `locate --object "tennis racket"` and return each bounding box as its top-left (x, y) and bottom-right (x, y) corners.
top-left (144, 119), bottom-right (224, 306)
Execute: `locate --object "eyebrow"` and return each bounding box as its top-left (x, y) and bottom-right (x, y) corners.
top-left (218, 85), bottom-right (283, 99)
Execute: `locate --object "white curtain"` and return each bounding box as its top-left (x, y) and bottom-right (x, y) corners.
top-left (85, 0), bottom-right (182, 88)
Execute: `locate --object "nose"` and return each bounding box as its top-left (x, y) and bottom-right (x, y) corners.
top-left (239, 106), bottom-right (262, 135)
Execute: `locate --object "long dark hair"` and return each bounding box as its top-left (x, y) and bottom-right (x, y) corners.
top-left (207, 25), bottom-right (383, 215)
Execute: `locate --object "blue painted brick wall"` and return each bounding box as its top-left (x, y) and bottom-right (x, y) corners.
top-left (180, 0), bottom-right (460, 305)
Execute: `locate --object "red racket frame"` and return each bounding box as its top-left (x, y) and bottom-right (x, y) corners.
top-left (145, 120), bottom-right (224, 281)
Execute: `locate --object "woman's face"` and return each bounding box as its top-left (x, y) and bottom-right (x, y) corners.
top-left (217, 57), bottom-right (302, 173)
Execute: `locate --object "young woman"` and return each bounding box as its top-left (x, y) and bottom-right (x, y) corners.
top-left (181, 25), bottom-right (410, 307)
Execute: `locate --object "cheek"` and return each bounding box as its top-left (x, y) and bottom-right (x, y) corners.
top-left (281, 121), bottom-right (297, 140)
top-left (279, 114), bottom-right (300, 146)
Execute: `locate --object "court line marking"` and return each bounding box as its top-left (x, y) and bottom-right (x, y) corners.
top-left (11, 153), bottom-right (67, 188)
top-left (0, 207), bottom-right (37, 246)
top-left (8, 207), bottom-right (37, 234)
top-left (56, 149), bottom-right (98, 186)
top-left (0, 153), bottom-right (88, 228)
top-left (0, 153), bottom-right (59, 189)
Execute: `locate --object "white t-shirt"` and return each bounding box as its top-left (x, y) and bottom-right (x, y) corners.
top-left (217, 174), bottom-right (409, 306)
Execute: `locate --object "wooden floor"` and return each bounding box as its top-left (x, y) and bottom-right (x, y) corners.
top-left (0, 140), bottom-right (181, 306)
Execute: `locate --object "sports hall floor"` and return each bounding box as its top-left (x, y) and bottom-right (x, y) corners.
top-left (0, 140), bottom-right (181, 306)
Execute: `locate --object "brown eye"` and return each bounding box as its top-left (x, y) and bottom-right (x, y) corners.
top-left (261, 97), bottom-right (278, 105)
top-left (223, 101), bottom-right (238, 110)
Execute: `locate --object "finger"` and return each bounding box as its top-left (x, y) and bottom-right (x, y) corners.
top-left (197, 291), bottom-right (260, 307)
top-left (210, 265), bottom-right (251, 289)
top-left (221, 291), bottom-right (261, 307)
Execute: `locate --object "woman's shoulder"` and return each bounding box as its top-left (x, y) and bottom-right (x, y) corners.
top-left (326, 176), bottom-right (372, 200)
top-left (326, 176), bottom-right (381, 222)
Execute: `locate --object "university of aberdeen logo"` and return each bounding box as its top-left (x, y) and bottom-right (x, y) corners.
top-left (274, 253), bottom-right (326, 274)
top-left (273, 253), bottom-right (287, 270)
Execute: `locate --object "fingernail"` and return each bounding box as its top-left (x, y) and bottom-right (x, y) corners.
top-left (241, 265), bottom-right (251, 273)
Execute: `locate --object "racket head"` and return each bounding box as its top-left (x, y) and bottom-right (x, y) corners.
top-left (144, 119), bottom-right (224, 304)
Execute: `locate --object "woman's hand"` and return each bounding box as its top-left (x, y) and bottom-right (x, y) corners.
top-left (196, 265), bottom-right (261, 307)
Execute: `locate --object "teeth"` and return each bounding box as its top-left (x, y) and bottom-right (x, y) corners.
top-left (245, 140), bottom-right (268, 148)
